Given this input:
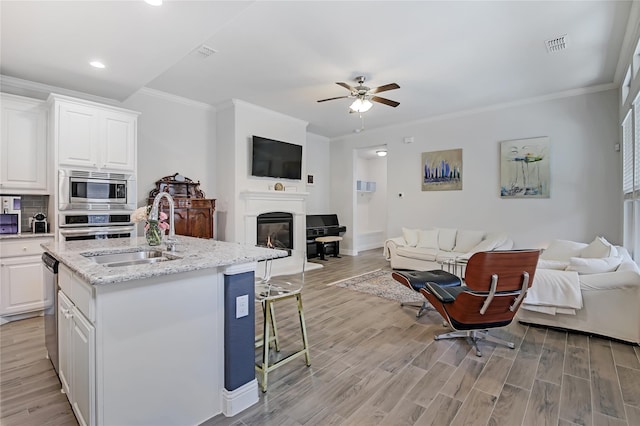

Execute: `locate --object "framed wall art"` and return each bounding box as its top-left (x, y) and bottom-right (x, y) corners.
top-left (500, 136), bottom-right (550, 198)
top-left (421, 148), bottom-right (462, 191)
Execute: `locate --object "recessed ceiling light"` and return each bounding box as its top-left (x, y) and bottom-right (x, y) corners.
top-left (89, 61), bottom-right (106, 69)
top-left (145, 0), bottom-right (163, 6)
top-left (376, 150), bottom-right (388, 157)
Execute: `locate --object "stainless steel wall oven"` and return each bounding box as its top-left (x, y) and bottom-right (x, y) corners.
top-left (58, 213), bottom-right (135, 241)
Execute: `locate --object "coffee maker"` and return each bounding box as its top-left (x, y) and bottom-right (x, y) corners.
top-left (32, 212), bottom-right (48, 234)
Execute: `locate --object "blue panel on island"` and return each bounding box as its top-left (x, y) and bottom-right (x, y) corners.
top-left (224, 271), bottom-right (255, 391)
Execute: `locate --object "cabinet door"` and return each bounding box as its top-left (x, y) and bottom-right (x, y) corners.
top-left (71, 308), bottom-right (95, 426)
top-left (57, 102), bottom-right (99, 168)
top-left (173, 208), bottom-right (190, 236)
top-left (58, 291), bottom-right (73, 397)
top-left (188, 208), bottom-right (213, 238)
top-left (0, 96), bottom-right (48, 192)
top-left (101, 111), bottom-right (136, 171)
top-left (0, 255), bottom-right (51, 315)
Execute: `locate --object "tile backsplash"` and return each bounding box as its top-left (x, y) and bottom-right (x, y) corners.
top-left (20, 195), bottom-right (49, 232)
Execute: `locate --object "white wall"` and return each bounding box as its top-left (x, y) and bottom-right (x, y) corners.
top-left (305, 132), bottom-right (331, 214)
top-left (331, 89), bottom-right (621, 251)
top-left (216, 99), bottom-right (308, 243)
top-left (122, 90), bottom-right (216, 208)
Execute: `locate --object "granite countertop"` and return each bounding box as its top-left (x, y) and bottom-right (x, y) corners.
top-left (0, 233), bottom-right (55, 240)
top-left (42, 236), bottom-right (288, 286)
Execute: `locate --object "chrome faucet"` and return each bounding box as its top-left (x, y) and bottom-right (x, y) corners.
top-left (149, 191), bottom-right (177, 251)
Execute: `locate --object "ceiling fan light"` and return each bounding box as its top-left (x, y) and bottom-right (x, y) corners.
top-left (376, 150), bottom-right (388, 157)
top-left (350, 98), bottom-right (373, 113)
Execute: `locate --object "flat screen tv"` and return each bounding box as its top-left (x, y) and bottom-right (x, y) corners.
top-left (251, 135), bottom-right (302, 180)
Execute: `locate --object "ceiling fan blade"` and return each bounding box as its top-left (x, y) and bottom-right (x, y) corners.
top-left (371, 96), bottom-right (400, 107)
top-left (336, 82), bottom-right (355, 92)
top-left (370, 83), bottom-right (400, 94)
top-left (317, 95), bottom-right (350, 103)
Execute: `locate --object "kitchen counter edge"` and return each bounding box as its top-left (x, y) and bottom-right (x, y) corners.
top-left (42, 236), bottom-right (288, 286)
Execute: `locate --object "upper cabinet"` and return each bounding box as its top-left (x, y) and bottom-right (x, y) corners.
top-left (49, 94), bottom-right (139, 172)
top-left (0, 93), bottom-right (49, 194)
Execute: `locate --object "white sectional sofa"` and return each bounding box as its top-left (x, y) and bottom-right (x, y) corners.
top-left (383, 227), bottom-right (514, 271)
top-left (517, 238), bottom-right (640, 344)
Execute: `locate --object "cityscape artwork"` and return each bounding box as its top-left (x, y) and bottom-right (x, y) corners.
top-left (500, 137), bottom-right (550, 198)
top-left (421, 148), bottom-right (462, 191)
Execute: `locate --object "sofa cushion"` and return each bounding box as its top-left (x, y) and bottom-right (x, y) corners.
top-left (396, 246), bottom-right (438, 261)
top-left (537, 259), bottom-right (570, 270)
top-left (566, 256), bottom-right (623, 275)
top-left (454, 230), bottom-right (485, 253)
top-left (435, 251), bottom-right (466, 262)
top-left (581, 236), bottom-right (618, 259)
top-left (402, 227), bottom-right (420, 247)
top-left (541, 239), bottom-right (588, 261)
top-left (438, 228), bottom-right (458, 252)
top-left (417, 229), bottom-right (439, 249)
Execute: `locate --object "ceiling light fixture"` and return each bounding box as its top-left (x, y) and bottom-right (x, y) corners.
top-left (89, 61), bottom-right (106, 69)
top-left (376, 150), bottom-right (388, 157)
top-left (145, 0), bottom-right (163, 6)
top-left (350, 98), bottom-right (373, 113)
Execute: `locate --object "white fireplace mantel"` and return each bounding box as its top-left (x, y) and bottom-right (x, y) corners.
top-left (240, 190), bottom-right (309, 201)
top-left (239, 188), bottom-right (317, 275)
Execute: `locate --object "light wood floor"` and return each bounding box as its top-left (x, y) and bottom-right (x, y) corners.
top-left (2, 249), bottom-right (640, 426)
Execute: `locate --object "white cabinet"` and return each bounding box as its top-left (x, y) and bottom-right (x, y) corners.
top-left (50, 94), bottom-right (138, 172)
top-left (0, 236), bottom-right (54, 317)
top-left (58, 265), bottom-right (95, 426)
top-left (0, 93), bottom-right (48, 193)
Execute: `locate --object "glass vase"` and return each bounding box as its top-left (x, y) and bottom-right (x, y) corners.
top-left (145, 220), bottom-right (163, 246)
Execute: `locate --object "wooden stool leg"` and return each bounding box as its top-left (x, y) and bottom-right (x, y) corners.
top-left (332, 241), bottom-right (341, 258)
top-left (296, 293), bottom-right (311, 366)
top-left (268, 302), bottom-right (280, 351)
top-left (260, 299), bottom-right (272, 392)
top-left (316, 241), bottom-right (327, 260)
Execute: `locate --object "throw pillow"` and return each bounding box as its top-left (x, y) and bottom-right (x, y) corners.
top-left (580, 236), bottom-right (618, 259)
top-left (417, 229), bottom-right (439, 249)
top-left (540, 239), bottom-right (588, 261)
top-left (566, 256), bottom-right (623, 274)
top-left (438, 228), bottom-right (458, 252)
top-left (454, 230), bottom-right (485, 253)
top-left (402, 227), bottom-right (419, 247)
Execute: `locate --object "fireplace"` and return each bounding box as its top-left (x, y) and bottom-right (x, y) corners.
top-left (257, 212), bottom-right (293, 253)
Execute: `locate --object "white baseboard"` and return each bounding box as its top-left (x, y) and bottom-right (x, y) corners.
top-left (222, 379), bottom-right (259, 417)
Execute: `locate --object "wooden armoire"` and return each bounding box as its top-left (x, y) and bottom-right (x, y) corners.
top-left (148, 173), bottom-right (216, 239)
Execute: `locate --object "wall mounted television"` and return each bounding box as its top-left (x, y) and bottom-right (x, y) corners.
top-left (251, 135), bottom-right (302, 180)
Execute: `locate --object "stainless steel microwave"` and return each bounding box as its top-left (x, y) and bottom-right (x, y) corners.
top-left (59, 169), bottom-right (136, 211)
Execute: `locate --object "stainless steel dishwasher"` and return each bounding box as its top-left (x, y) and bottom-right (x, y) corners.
top-left (42, 252), bottom-right (59, 373)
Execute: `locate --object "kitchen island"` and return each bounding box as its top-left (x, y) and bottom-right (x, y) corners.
top-left (43, 236), bottom-right (288, 426)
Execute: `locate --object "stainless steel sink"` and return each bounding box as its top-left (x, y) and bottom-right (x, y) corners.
top-left (82, 249), bottom-right (180, 267)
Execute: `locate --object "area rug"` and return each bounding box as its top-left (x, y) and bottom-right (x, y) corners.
top-left (327, 269), bottom-right (424, 303)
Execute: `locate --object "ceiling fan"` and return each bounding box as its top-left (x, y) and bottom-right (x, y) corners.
top-left (317, 76), bottom-right (400, 113)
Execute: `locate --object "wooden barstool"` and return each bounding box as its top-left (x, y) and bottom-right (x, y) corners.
top-left (315, 236), bottom-right (343, 260)
top-left (255, 255), bottom-right (310, 392)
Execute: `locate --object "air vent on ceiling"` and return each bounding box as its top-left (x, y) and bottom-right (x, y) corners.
top-left (193, 44), bottom-right (217, 58)
top-left (546, 35), bottom-right (569, 53)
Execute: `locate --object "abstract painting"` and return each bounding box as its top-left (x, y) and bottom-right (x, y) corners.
top-left (421, 148), bottom-right (462, 191)
top-left (500, 137), bottom-right (550, 198)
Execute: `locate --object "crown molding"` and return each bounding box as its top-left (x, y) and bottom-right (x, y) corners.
top-left (0, 74), bottom-right (121, 105)
top-left (134, 87), bottom-right (214, 110)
